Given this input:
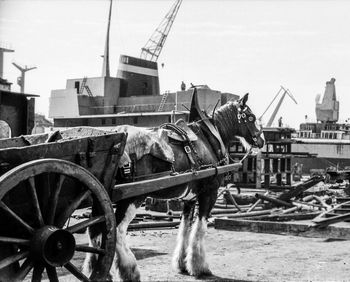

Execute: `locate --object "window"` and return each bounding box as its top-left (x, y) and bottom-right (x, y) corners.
top-left (74, 81), bottom-right (80, 92)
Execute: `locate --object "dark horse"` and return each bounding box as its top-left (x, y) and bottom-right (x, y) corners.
top-left (83, 90), bottom-right (264, 281)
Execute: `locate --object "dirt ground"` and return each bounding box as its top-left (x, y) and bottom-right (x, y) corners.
top-left (57, 224), bottom-right (350, 282)
top-left (127, 227), bottom-right (350, 282)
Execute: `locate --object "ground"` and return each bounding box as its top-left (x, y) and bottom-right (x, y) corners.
top-left (59, 225), bottom-right (350, 281)
top-left (127, 228), bottom-right (350, 282)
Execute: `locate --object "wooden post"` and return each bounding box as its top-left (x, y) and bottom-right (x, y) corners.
top-left (256, 151), bottom-right (261, 189)
top-left (286, 157), bottom-right (292, 185)
top-left (264, 158), bottom-right (270, 188)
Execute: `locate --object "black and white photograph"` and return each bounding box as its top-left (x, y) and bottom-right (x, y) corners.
top-left (1, 0), bottom-right (350, 281)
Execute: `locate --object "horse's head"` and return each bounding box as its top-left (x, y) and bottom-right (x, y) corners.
top-left (235, 93), bottom-right (264, 149)
top-left (214, 93), bottom-right (265, 150)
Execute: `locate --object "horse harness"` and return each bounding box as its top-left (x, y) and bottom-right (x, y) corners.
top-left (117, 119), bottom-right (229, 192)
top-left (160, 123), bottom-right (204, 170)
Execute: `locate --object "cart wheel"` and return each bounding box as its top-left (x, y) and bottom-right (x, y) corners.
top-left (0, 159), bottom-right (116, 281)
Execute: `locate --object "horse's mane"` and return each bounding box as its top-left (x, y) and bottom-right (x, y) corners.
top-left (213, 100), bottom-right (239, 145)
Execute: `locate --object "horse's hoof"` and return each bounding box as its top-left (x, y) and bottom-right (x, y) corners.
top-left (119, 265), bottom-right (141, 282)
top-left (177, 266), bottom-right (189, 275)
top-left (173, 259), bottom-right (188, 274)
top-left (187, 265), bottom-right (212, 277)
top-left (195, 268), bottom-right (212, 278)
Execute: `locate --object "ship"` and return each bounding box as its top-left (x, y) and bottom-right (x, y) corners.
top-left (48, 0), bottom-right (239, 129)
top-left (291, 78), bottom-right (350, 172)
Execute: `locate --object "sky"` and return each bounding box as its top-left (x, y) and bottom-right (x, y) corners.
top-left (0, 0), bottom-right (350, 128)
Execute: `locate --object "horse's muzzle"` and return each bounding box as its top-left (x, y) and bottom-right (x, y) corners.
top-left (253, 129), bottom-right (265, 148)
top-left (256, 136), bottom-right (265, 148)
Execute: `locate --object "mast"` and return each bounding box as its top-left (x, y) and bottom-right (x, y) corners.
top-left (0, 44), bottom-right (14, 79)
top-left (102, 0), bottom-right (113, 77)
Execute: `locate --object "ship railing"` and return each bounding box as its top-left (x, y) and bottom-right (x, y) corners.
top-left (297, 131), bottom-right (349, 140)
top-left (88, 103), bottom-right (178, 113)
top-left (0, 42), bottom-right (14, 50)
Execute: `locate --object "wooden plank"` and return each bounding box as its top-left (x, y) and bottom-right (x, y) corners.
top-left (243, 212), bottom-right (320, 222)
top-left (112, 163), bottom-right (242, 201)
top-left (215, 218), bottom-right (350, 240)
top-left (0, 133), bottom-right (125, 164)
top-left (128, 221), bottom-right (180, 230)
top-left (313, 201), bottom-right (350, 223)
top-left (255, 193), bottom-right (294, 208)
top-left (314, 212), bottom-right (350, 227)
top-left (277, 175), bottom-right (324, 202)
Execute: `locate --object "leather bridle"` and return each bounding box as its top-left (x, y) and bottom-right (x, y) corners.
top-left (237, 105), bottom-right (263, 148)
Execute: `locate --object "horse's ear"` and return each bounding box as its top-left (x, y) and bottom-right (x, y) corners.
top-left (239, 93), bottom-right (249, 106)
top-left (189, 87), bottom-right (205, 122)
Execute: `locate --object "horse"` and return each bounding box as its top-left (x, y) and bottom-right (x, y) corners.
top-left (83, 90), bottom-right (264, 281)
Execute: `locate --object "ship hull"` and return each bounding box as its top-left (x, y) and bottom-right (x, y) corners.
top-left (292, 140), bottom-right (350, 172)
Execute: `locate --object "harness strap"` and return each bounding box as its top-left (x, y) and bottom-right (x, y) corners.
top-left (188, 88), bottom-right (226, 157)
top-left (200, 117), bottom-right (227, 157)
top-left (161, 123), bottom-right (200, 169)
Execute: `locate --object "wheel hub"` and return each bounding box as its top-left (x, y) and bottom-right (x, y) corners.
top-left (30, 226), bottom-right (75, 266)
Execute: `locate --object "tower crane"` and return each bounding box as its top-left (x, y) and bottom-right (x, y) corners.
top-left (259, 86), bottom-right (298, 127)
top-left (140, 0), bottom-right (182, 62)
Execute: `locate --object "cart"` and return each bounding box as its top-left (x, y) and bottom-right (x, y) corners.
top-left (0, 127), bottom-right (241, 281)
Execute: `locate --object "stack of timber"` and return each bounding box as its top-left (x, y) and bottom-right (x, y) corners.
top-left (215, 174), bottom-right (350, 240)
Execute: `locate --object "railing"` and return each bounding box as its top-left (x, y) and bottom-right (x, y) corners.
top-left (297, 131), bottom-right (350, 140)
top-left (0, 42), bottom-right (14, 50)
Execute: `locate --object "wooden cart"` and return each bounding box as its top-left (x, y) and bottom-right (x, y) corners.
top-left (0, 127), bottom-right (241, 281)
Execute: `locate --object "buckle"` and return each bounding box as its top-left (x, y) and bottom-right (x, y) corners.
top-left (122, 163), bottom-right (132, 175)
top-left (184, 146), bottom-right (191, 154)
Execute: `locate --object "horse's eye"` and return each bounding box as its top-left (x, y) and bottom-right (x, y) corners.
top-left (248, 116), bottom-right (254, 122)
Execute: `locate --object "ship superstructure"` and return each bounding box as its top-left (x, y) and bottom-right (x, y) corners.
top-left (49, 0), bottom-right (239, 129)
top-left (292, 78), bottom-right (350, 171)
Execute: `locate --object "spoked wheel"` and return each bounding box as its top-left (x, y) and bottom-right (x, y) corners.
top-left (0, 159), bottom-right (116, 281)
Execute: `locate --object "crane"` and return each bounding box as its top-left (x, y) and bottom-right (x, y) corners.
top-left (259, 86), bottom-right (298, 127)
top-left (12, 62), bottom-right (37, 93)
top-left (140, 0), bottom-right (182, 62)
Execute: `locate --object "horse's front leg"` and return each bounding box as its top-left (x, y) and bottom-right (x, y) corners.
top-left (172, 200), bottom-right (195, 273)
top-left (186, 187), bottom-right (218, 277)
top-left (115, 201), bottom-right (141, 282)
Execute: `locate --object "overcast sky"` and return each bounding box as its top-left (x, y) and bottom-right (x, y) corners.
top-left (1, 0), bottom-right (349, 128)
